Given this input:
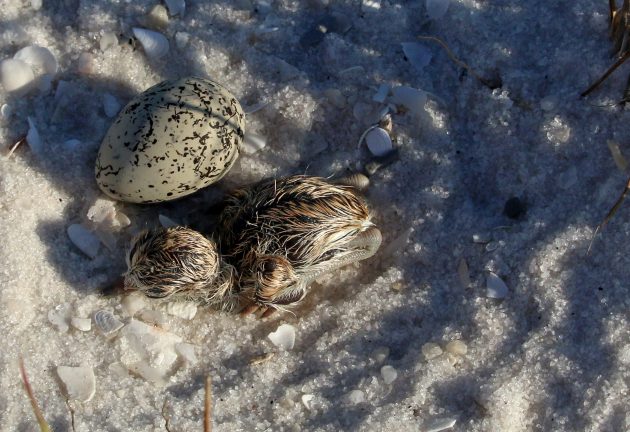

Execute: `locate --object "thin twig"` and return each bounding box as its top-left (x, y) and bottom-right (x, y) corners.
top-left (161, 398), bottom-right (173, 432)
top-left (417, 35), bottom-right (494, 88)
top-left (204, 376), bottom-right (213, 432)
top-left (581, 51), bottom-right (630, 97)
top-left (65, 399), bottom-right (76, 432)
top-left (18, 356), bottom-right (52, 432)
top-left (7, 137), bottom-right (26, 158)
top-left (587, 176), bottom-right (630, 254)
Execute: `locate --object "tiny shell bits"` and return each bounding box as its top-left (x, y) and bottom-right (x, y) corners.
top-left (95, 77), bottom-right (245, 203)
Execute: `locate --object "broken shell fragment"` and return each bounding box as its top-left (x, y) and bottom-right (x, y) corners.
top-left (0, 59), bottom-right (35, 93)
top-left (14, 45), bottom-right (58, 75)
top-left (268, 324), bottom-right (296, 350)
top-left (486, 272), bottom-right (508, 298)
top-left (94, 310), bottom-right (124, 336)
top-left (67, 224), bottom-right (101, 259)
top-left (57, 365), bottom-right (96, 402)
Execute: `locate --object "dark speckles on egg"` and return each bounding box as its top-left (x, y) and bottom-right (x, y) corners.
top-left (95, 77), bottom-right (244, 204)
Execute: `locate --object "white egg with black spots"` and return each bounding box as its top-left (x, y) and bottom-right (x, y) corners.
top-left (95, 77), bottom-right (245, 203)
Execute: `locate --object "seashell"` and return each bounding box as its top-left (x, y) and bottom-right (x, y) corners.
top-left (14, 45), bottom-right (57, 75)
top-left (67, 224), bottom-right (101, 258)
top-left (31, 0), bottom-right (42, 10)
top-left (1, 103), bottom-right (12, 119)
top-left (121, 292), bottom-right (146, 317)
top-left (0, 58), bottom-right (35, 93)
top-left (132, 28), bottom-right (169, 60)
top-left (390, 86), bottom-right (427, 115)
top-left (87, 198), bottom-right (117, 226)
top-left (102, 93), bottom-right (121, 118)
top-left (48, 303), bottom-right (71, 332)
top-left (242, 132), bottom-right (267, 154)
top-left (301, 394), bottom-right (315, 410)
top-left (365, 127), bottom-right (393, 157)
top-left (165, 0), bottom-right (186, 16)
top-left (445, 340), bottom-right (467, 356)
top-left (268, 324), bottom-right (296, 350)
top-left (94, 310), bottom-right (124, 336)
top-left (57, 365), bottom-right (96, 402)
top-left (424, 416), bottom-right (457, 432)
top-left (426, 0), bottom-right (450, 20)
top-left (26, 116), bottom-right (43, 154)
top-left (486, 272), bottom-right (508, 298)
top-left (100, 32), bottom-right (118, 52)
top-left (401, 42), bottom-right (432, 71)
top-left (380, 365), bottom-right (397, 384)
top-left (143, 5), bottom-right (169, 30)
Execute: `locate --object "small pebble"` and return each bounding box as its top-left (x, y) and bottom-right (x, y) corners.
top-left (26, 116), bottom-right (43, 154)
top-left (422, 342), bottom-right (443, 360)
top-left (77, 52), bottom-right (94, 74)
top-left (100, 32), bottom-right (118, 52)
top-left (103, 93), bottom-right (121, 118)
top-left (401, 42), bottom-right (432, 71)
top-left (67, 224), bottom-right (101, 259)
top-left (373, 83), bottom-right (390, 103)
top-left (347, 390), bottom-right (365, 404)
top-left (445, 340), bottom-right (467, 356)
top-left (57, 365), bottom-right (96, 402)
top-left (70, 317), bottom-right (92, 332)
top-left (380, 365), bottom-right (397, 384)
top-left (486, 272), bottom-right (508, 299)
top-left (143, 4), bottom-right (169, 30)
top-left (268, 324), bottom-right (296, 350)
top-left (165, 0), bottom-right (186, 16)
top-left (503, 196), bottom-right (526, 219)
top-left (0, 59), bottom-right (34, 93)
top-left (371, 346), bottom-right (390, 363)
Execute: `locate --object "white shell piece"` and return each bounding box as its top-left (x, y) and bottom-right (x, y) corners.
top-left (120, 319), bottom-right (182, 381)
top-left (115, 211), bottom-right (131, 227)
top-left (31, 0), bottom-right (42, 10)
top-left (159, 214), bottom-right (179, 228)
top-left (425, 0), bottom-right (450, 20)
top-left (126, 361), bottom-right (167, 386)
top-left (445, 340), bottom-right (467, 356)
top-left (174, 32), bottom-right (190, 49)
top-left (100, 32), bottom-right (118, 52)
top-left (166, 301), bottom-right (198, 320)
top-left (144, 5), bottom-right (169, 30)
top-left (103, 93), bottom-right (121, 118)
top-left (371, 346), bottom-right (390, 363)
top-left (242, 132), bottom-right (267, 154)
top-left (87, 198), bottom-right (117, 225)
top-left (373, 83), bottom-right (390, 103)
top-left (301, 394), bottom-right (315, 410)
top-left (67, 224), bottom-right (101, 259)
top-left (422, 342), bottom-right (443, 360)
top-left (132, 28), bottom-right (169, 59)
top-left (175, 342), bottom-right (198, 364)
top-left (165, 0), bottom-right (186, 16)
top-left (70, 317), bottom-right (92, 332)
top-left (486, 272), bottom-right (508, 298)
top-left (48, 303), bottom-right (71, 332)
top-left (347, 390), bottom-right (365, 404)
top-left (94, 310), bottom-right (124, 336)
top-left (1, 103), bottom-right (12, 119)
top-left (390, 86), bottom-right (427, 115)
top-left (14, 45), bottom-right (57, 75)
top-left (380, 365), bottom-right (398, 384)
top-left (121, 292), bottom-right (146, 317)
top-left (424, 416), bottom-right (457, 432)
top-left (26, 117), bottom-right (44, 154)
top-left (268, 324), bottom-right (296, 350)
top-left (57, 365), bottom-right (96, 402)
top-left (401, 42), bottom-right (432, 71)
top-left (0, 59), bottom-right (35, 93)
top-left (365, 127), bottom-right (393, 157)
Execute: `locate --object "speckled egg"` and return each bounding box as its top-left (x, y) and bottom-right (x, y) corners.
top-left (95, 77), bottom-right (245, 203)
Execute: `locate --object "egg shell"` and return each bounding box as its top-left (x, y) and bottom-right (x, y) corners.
top-left (95, 77), bottom-right (245, 203)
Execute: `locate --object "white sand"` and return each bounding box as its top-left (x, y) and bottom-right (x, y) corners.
top-left (1, 1), bottom-right (629, 431)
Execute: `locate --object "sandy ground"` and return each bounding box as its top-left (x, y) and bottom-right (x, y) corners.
top-left (0, 0), bottom-right (629, 431)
